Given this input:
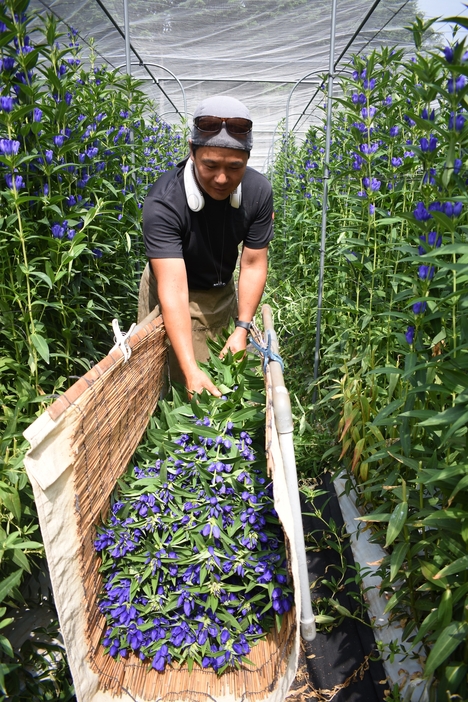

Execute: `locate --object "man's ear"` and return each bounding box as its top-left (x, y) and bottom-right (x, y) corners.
top-left (188, 140), bottom-right (194, 162)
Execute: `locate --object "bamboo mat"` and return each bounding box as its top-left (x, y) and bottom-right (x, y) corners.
top-left (24, 313), bottom-right (299, 702)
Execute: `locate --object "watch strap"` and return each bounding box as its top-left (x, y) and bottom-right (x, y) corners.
top-left (235, 319), bottom-right (251, 331)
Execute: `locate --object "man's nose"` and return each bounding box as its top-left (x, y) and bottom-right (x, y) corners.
top-left (215, 171), bottom-right (228, 184)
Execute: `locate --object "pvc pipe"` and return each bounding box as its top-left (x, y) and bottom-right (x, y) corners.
top-left (122, 0), bottom-right (131, 76)
top-left (334, 475), bottom-right (428, 702)
top-left (262, 305), bottom-right (316, 642)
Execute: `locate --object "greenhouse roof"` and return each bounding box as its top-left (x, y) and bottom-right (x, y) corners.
top-left (29, 0), bottom-right (453, 169)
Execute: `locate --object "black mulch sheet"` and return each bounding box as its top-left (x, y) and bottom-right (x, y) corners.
top-left (287, 473), bottom-right (389, 702)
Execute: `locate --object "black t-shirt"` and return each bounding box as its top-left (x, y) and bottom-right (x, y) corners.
top-left (142, 157), bottom-right (274, 290)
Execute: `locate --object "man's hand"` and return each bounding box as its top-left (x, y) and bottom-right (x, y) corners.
top-left (185, 367), bottom-right (221, 397)
top-left (219, 326), bottom-right (248, 358)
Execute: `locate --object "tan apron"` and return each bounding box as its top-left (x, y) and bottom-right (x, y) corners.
top-left (137, 262), bottom-right (238, 385)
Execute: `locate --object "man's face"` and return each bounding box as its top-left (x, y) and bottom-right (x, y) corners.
top-left (191, 146), bottom-right (248, 201)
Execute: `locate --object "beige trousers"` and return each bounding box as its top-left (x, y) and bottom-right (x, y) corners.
top-left (137, 263), bottom-right (238, 385)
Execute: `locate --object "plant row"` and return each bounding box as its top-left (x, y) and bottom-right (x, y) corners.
top-left (0, 0), bottom-right (182, 697)
top-left (267, 16), bottom-right (468, 699)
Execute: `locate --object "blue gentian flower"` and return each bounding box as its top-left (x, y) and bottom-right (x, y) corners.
top-left (420, 136), bottom-right (438, 152)
top-left (359, 143), bottom-right (378, 155)
top-left (363, 77), bottom-right (376, 90)
top-left (418, 265), bottom-right (435, 280)
top-left (412, 301), bottom-right (427, 314)
top-left (361, 106), bottom-right (376, 119)
top-left (5, 173), bottom-right (23, 190)
top-left (405, 326), bottom-right (415, 344)
top-left (152, 644), bottom-right (170, 671)
top-left (443, 46), bottom-right (454, 63)
top-left (0, 139), bottom-right (20, 156)
top-left (449, 112), bottom-right (465, 131)
top-left (1, 56), bottom-right (15, 71)
top-left (0, 96), bottom-right (15, 112)
top-left (447, 75), bottom-right (466, 93)
top-left (423, 168), bottom-right (436, 185)
top-left (427, 231), bottom-right (442, 247)
top-left (413, 202), bottom-right (431, 221)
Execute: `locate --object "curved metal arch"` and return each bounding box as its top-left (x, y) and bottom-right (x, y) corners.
top-left (115, 61), bottom-right (187, 120)
top-left (284, 70), bottom-right (324, 138)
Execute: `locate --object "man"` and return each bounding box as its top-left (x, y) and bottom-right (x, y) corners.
top-left (138, 95), bottom-right (273, 396)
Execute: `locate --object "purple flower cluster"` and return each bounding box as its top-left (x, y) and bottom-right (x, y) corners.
top-left (447, 75), bottom-right (466, 94)
top-left (448, 112), bottom-right (465, 131)
top-left (419, 136), bottom-right (437, 152)
top-left (5, 172), bottom-right (23, 190)
top-left (95, 416), bottom-right (292, 673)
top-left (412, 200), bottom-right (462, 222)
top-left (50, 219), bottom-right (77, 240)
top-left (0, 138), bottom-right (20, 156)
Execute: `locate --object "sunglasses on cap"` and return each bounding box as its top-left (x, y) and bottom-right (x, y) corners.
top-left (194, 116), bottom-right (253, 136)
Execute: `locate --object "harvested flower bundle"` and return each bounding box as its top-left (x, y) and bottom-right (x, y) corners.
top-left (94, 343), bottom-right (294, 676)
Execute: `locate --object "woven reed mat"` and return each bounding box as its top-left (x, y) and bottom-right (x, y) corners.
top-left (23, 314), bottom-right (300, 702)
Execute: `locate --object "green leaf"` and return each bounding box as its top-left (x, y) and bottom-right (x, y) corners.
top-left (434, 555), bottom-right (468, 580)
top-left (357, 513), bottom-right (391, 522)
top-left (390, 542), bottom-right (409, 582)
top-left (30, 333), bottom-right (50, 364)
top-left (437, 589), bottom-right (453, 629)
top-left (12, 548), bottom-right (31, 573)
top-left (30, 270), bottom-right (53, 289)
top-left (0, 570), bottom-right (22, 604)
top-left (412, 609), bottom-right (438, 646)
top-left (371, 398), bottom-right (404, 426)
top-left (424, 622), bottom-right (468, 678)
top-left (0, 635), bottom-right (13, 659)
top-left (385, 502), bottom-right (408, 549)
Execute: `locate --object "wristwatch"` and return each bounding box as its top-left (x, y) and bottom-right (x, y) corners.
top-left (235, 319), bottom-right (251, 331)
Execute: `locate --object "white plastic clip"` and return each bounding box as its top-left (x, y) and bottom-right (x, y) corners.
top-left (111, 319), bottom-right (136, 363)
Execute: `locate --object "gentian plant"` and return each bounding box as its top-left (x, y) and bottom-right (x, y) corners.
top-left (95, 344), bottom-right (293, 675)
top-left (0, 0), bottom-right (181, 696)
top-left (267, 15), bottom-right (468, 698)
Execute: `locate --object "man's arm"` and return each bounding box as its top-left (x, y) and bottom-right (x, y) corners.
top-left (220, 245), bottom-right (268, 356)
top-left (150, 258), bottom-right (221, 396)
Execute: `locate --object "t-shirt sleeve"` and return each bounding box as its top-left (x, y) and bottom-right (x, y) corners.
top-left (142, 177), bottom-right (186, 259)
top-left (243, 177), bottom-right (274, 250)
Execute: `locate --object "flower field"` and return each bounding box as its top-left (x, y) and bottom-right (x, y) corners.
top-left (266, 16), bottom-right (468, 699)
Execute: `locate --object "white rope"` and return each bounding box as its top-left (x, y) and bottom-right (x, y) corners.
top-left (110, 319), bottom-right (136, 363)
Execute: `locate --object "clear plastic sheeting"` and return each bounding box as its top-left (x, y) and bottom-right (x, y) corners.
top-left (29, 0), bottom-right (425, 169)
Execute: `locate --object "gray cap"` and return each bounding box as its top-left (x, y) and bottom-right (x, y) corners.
top-left (191, 95), bottom-right (253, 152)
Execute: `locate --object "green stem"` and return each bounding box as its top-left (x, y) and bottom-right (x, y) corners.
top-left (15, 200), bottom-right (39, 384)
